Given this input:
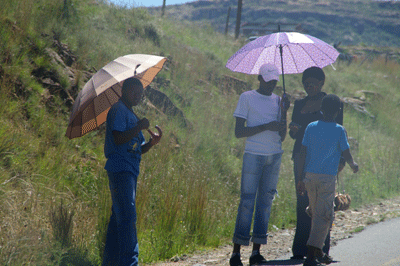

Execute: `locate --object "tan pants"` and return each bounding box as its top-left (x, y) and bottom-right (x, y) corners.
top-left (304, 172), bottom-right (336, 249)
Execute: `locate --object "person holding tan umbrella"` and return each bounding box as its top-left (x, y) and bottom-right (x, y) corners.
top-left (65, 54), bottom-right (166, 265)
top-left (102, 77), bottom-right (162, 266)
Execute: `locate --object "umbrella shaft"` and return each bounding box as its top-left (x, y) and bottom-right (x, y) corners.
top-left (279, 45), bottom-right (286, 94)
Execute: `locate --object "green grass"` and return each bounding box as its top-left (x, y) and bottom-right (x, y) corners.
top-left (1, 0), bottom-right (400, 265)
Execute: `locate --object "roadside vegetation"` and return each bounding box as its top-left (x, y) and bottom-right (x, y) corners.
top-left (0, 0), bottom-right (399, 265)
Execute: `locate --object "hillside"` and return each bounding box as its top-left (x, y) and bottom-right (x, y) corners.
top-left (149, 0), bottom-right (400, 47)
top-left (1, 0), bottom-right (400, 265)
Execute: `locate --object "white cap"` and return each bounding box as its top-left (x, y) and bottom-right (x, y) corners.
top-left (259, 64), bottom-right (280, 82)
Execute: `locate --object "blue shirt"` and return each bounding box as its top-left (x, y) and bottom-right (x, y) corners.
top-left (104, 100), bottom-right (145, 176)
top-left (302, 120), bottom-right (350, 176)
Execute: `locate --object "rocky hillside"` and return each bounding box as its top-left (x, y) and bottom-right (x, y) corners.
top-left (148, 0), bottom-right (400, 47)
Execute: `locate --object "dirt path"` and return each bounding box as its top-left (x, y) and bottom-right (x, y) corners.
top-left (146, 196), bottom-right (400, 266)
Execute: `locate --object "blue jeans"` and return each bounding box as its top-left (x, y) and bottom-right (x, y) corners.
top-left (103, 171), bottom-right (139, 266)
top-left (233, 152), bottom-right (282, 246)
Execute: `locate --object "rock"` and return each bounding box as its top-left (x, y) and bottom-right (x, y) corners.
top-left (218, 75), bottom-right (251, 95)
top-left (342, 96), bottom-right (375, 119)
top-left (145, 85), bottom-right (190, 128)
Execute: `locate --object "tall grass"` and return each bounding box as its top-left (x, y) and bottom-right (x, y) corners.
top-left (1, 0), bottom-right (400, 265)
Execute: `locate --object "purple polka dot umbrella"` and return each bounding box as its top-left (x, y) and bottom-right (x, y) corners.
top-left (226, 32), bottom-right (339, 93)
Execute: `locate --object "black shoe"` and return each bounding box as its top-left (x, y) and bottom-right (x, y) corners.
top-left (303, 258), bottom-right (322, 266)
top-left (291, 255), bottom-right (305, 260)
top-left (249, 253), bottom-right (268, 265)
top-left (230, 253), bottom-right (243, 266)
top-left (317, 253), bottom-right (333, 264)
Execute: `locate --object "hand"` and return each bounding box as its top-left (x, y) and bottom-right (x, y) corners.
top-left (296, 180), bottom-right (306, 196)
top-left (147, 125), bottom-right (162, 146)
top-left (138, 118), bottom-right (150, 130)
top-left (289, 122), bottom-right (300, 134)
top-left (350, 162), bottom-right (359, 173)
top-left (265, 121), bottom-right (286, 132)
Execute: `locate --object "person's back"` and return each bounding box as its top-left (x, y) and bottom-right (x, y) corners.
top-left (297, 94), bottom-right (359, 266)
top-left (303, 120), bottom-right (348, 176)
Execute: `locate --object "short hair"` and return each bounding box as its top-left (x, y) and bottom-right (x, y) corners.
top-left (122, 77), bottom-right (143, 94)
top-left (302, 66), bottom-right (325, 84)
top-left (321, 94), bottom-right (341, 116)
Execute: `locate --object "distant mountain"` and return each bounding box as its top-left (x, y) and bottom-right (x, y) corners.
top-left (148, 0), bottom-right (400, 47)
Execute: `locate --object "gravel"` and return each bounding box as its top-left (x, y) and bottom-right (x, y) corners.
top-left (146, 196), bottom-right (400, 266)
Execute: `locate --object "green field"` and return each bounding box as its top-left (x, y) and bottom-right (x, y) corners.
top-left (1, 0), bottom-right (400, 265)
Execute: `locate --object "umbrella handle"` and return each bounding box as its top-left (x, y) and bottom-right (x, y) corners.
top-left (134, 64), bottom-right (141, 75)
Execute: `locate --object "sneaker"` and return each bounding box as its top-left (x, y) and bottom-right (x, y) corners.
top-left (317, 253), bottom-right (333, 264)
top-left (229, 253), bottom-right (243, 266)
top-left (303, 258), bottom-right (323, 266)
top-left (249, 253), bottom-right (268, 265)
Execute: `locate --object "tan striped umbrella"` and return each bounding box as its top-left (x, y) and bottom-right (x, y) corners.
top-left (65, 54), bottom-right (166, 139)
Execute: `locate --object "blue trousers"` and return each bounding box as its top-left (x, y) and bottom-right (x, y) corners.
top-left (102, 171), bottom-right (139, 266)
top-left (233, 153), bottom-right (282, 246)
top-left (292, 153), bottom-right (330, 257)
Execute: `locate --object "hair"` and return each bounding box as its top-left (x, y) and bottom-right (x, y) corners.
top-left (302, 66), bottom-right (325, 84)
top-left (321, 94), bottom-right (341, 118)
top-left (122, 77), bottom-right (143, 94)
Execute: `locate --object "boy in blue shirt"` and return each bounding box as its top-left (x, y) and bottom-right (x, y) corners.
top-left (296, 94), bottom-right (358, 266)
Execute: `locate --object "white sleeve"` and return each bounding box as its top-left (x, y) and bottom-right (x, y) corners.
top-left (233, 93), bottom-right (248, 119)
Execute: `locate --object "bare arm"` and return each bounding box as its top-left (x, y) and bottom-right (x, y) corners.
top-left (342, 149), bottom-right (359, 173)
top-left (278, 119), bottom-right (287, 142)
top-left (235, 117), bottom-right (286, 139)
top-left (296, 145), bottom-right (307, 179)
top-left (296, 145), bottom-right (307, 195)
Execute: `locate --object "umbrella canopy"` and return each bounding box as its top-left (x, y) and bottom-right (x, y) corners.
top-left (66, 54), bottom-right (166, 139)
top-left (226, 32), bottom-right (339, 75)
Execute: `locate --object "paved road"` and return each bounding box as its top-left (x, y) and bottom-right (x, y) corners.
top-left (276, 217), bottom-right (400, 266)
top-left (329, 217), bottom-right (400, 266)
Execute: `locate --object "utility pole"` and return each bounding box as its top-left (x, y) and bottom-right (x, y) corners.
top-left (225, 6), bottom-right (231, 35)
top-left (234, 0), bottom-right (242, 39)
top-left (161, 0), bottom-right (166, 17)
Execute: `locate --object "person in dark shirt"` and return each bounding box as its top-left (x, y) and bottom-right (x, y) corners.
top-left (103, 77), bottom-right (162, 266)
top-left (289, 67), bottom-right (344, 263)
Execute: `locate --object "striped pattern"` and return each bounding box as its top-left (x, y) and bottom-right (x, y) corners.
top-left (226, 32), bottom-right (339, 75)
top-left (66, 54), bottom-right (166, 139)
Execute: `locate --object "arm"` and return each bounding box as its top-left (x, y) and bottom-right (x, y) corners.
top-left (235, 117), bottom-right (286, 139)
top-left (113, 118), bottom-right (149, 145)
top-left (289, 100), bottom-right (301, 139)
top-left (278, 119), bottom-right (287, 142)
top-left (296, 145), bottom-right (307, 195)
top-left (342, 149), bottom-right (359, 173)
top-left (296, 145), bottom-right (307, 181)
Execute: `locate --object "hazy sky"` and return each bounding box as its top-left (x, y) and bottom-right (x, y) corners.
top-left (108, 0), bottom-right (196, 8)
